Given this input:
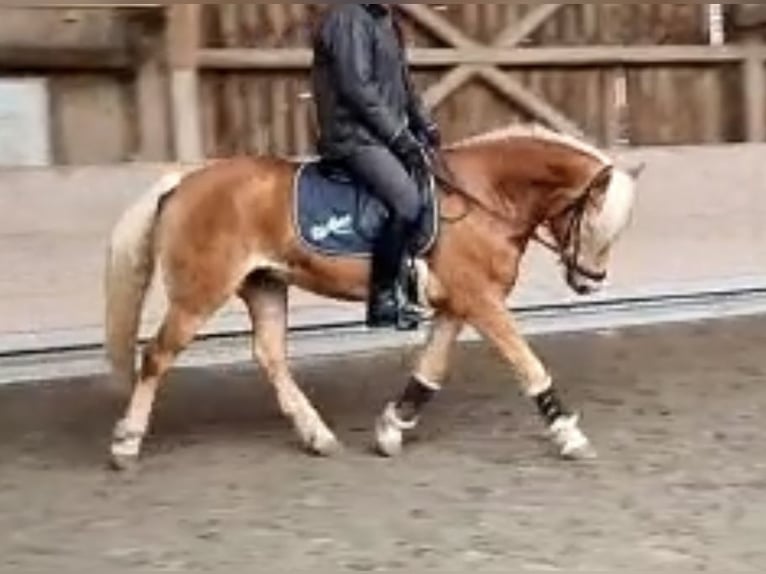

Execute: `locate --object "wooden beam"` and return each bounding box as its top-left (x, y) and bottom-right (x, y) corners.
top-left (401, 5), bottom-right (583, 135)
top-left (166, 4), bottom-right (202, 163)
top-left (743, 40), bottom-right (766, 142)
top-left (197, 45), bottom-right (766, 71)
top-left (423, 65), bottom-right (477, 108)
top-left (0, 47), bottom-right (131, 71)
top-left (423, 5), bottom-right (564, 108)
top-left (397, 4), bottom-right (476, 50)
top-left (492, 45), bottom-right (762, 66)
top-left (26, 4), bottom-right (164, 7)
top-left (136, 54), bottom-right (169, 160)
top-left (167, 4), bottom-right (199, 69)
top-left (477, 67), bottom-right (585, 138)
top-left (132, 24), bottom-right (169, 161)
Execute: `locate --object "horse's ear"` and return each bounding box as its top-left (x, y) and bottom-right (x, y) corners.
top-left (627, 161), bottom-right (647, 180)
top-left (585, 165), bottom-right (614, 208)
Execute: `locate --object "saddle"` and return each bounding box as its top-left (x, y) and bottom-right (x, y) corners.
top-left (293, 160), bottom-right (439, 258)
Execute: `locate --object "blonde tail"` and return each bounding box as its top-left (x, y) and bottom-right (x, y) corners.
top-left (104, 172), bottom-right (182, 389)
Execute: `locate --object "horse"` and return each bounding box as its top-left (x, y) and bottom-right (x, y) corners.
top-left (104, 124), bottom-right (640, 470)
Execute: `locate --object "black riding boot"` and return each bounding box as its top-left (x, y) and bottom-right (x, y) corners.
top-left (367, 217), bottom-right (421, 331)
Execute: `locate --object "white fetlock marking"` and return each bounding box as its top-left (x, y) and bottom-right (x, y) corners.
top-left (111, 420), bottom-right (144, 458)
top-left (376, 403), bottom-right (417, 457)
top-left (550, 415), bottom-right (591, 458)
top-left (385, 402), bottom-right (419, 432)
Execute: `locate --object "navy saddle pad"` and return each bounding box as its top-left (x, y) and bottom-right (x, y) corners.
top-left (294, 161), bottom-right (439, 258)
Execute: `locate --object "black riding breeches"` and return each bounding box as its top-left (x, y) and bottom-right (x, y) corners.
top-left (343, 146), bottom-right (423, 225)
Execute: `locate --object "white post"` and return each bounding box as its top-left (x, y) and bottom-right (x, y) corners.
top-left (709, 4), bottom-right (726, 46)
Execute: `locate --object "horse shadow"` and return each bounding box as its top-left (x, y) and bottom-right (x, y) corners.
top-left (0, 343), bottom-right (548, 470)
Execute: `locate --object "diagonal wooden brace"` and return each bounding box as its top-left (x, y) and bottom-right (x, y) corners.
top-left (401, 4), bottom-right (582, 136)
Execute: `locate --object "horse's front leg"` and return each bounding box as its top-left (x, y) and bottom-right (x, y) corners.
top-left (376, 314), bottom-right (463, 457)
top-left (468, 298), bottom-right (597, 461)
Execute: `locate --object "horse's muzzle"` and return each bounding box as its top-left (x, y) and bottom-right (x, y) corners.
top-left (566, 267), bottom-right (607, 296)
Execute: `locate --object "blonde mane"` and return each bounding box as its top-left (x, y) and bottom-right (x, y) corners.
top-left (450, 123), bottom-right (613, 166)
top-left (451, 122), bottom-right (634, 249)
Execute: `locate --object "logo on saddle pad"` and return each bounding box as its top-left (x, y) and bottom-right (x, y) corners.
top-left (309, 214), bottom-right (354, 242)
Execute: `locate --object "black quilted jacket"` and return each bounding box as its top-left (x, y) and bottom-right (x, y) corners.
top-left (311, 4), bottom-right (433, 159)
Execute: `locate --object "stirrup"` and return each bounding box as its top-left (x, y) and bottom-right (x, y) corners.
top-left (394, 285), bottom-right (422, 332)
top-left (366, 286), bottom-right (399, 328)
top-left (366, 288), bottom-right (422, 331)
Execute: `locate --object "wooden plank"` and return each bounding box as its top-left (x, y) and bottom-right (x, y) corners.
top-left (0, 47), bottom-right (130, 71)
top-left (219, 4), bottom-right (246, 154)
top-left (169, 69), bottom-right (203, 162)
top-left (166, 4), bottom-right (202, 163)
top-left (495, 4), bottom-right (564, 47)
top-left (599, 69), bottom-right (620, 146)
top-left (655, 67), bottom-right (677, 144)
top-left (699, 69), bottom-right (724, 144)
top-left (166, 5), bottom-right (199, 69)
top-left (49, 75), bottom-right (131, 164)
top-left (461, 4), bottom-right (482, 43)
top-left (0, 7), bottom-right (129, 50)
top-left (477, 67), bottom-right (585, 137)
top-left (271, 77), bottom-right (289, 154)
top-left (265, 3), bottom-right (288, 46)
top-left (242, 3), bottom-right (261, 154)
top-left (397, 4), bottom-right (476, 49)
top-left (287, 4), bottom-right (311, 154)
top-left (198, 45), bottom-right (765, 70)
top-left (199, 73), bottom-right (219, 158)
top-left (422, 5), bottom-right (567, 115)
top-left (423, 65), bottom-right (478, 108)
top-left (744, 42), bottom-right (766, 142)
top-left (135, 36), bottom-right (169, 160)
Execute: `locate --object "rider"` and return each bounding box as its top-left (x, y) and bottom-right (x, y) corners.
top-left (311, 4), bottom-right (441, 330)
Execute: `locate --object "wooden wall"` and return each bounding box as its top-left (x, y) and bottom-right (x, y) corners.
top-left (0, 8), bottom-right (136, 164)
top-left (0, 5), bottom-right (763, 165)
top-left (199, 5), bottom-right (321, 158)
top-left (197, 4), bottom-right (757, 155)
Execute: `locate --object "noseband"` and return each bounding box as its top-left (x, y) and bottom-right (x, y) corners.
top-left (427, 150), bottom-right (610, 284)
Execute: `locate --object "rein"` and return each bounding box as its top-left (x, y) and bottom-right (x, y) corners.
top-left (426, 149), bottom-right (609, 284)
top-left (426, 150), bottom-right (513, 227)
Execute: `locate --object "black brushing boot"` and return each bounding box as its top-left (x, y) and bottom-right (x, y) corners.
top-left (367, 217), bottom-right (421, 331)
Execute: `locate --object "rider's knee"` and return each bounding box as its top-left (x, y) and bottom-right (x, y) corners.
top-left (395, 184), bottom-right (423, 225)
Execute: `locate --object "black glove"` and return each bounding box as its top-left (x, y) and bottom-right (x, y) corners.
top-left (391, 129), bottom-right (427, 174)
top-left (419, 123), bottom-right (442, 150)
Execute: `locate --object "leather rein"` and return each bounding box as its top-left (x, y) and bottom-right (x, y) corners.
top-left (425, 149), bottom-right (609, 284)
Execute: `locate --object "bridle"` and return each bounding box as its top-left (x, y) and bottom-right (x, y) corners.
top-left (531, 166), bottom-right (611, 285)
top-left (426, 150), bottom-right (610, 286)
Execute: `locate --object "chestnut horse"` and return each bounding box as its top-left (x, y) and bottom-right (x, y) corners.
top-left (105, 124), bottom-right (639, 470)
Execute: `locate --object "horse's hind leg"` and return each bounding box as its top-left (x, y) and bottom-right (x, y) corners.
top-left (241, 274), bottom-right (340, 456)
top-left (376, 314), bottom-right (463, 457)
top-left (110, 305), bottom-right (207, 470)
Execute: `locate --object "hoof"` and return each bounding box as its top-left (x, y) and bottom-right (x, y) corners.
top-left (550, 414), bottom-right (597, 462)
top-left (305, 428), bottom-right (342, 458)
top-left (375, 403), bottom-right (416, 458)
top-left (110, 421), bottom-right (144, 472)
top-left (375, 425), bottom-right (404, 458)
top-left (109, 453), bottom-right (139, 473)
top-left (561, 443), bottom-right (598, 462)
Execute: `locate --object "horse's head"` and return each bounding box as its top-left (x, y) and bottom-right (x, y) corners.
top-left (545, 161), bottom-right (641, 295)
top-left (447, 124), bottom-right (641, 296)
